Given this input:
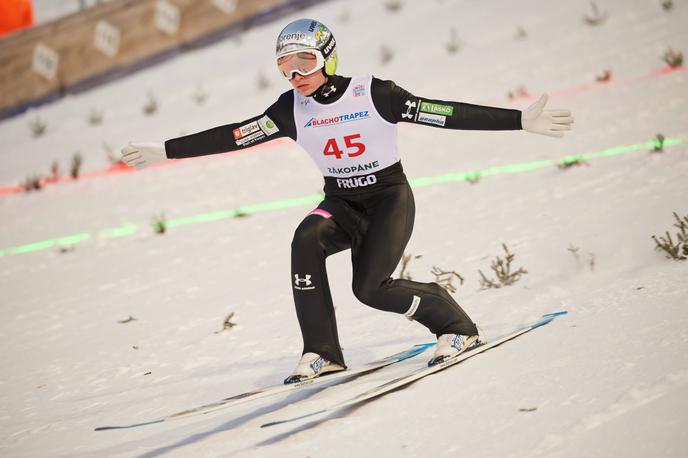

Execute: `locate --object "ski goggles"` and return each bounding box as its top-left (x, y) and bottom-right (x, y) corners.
top-left (277, 50), bottom-right (324, 80)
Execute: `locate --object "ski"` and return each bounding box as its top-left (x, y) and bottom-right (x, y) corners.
top-left (94, 342), bottom-right (434, 430)
top-left (261, 311), bottom-right (567, 428)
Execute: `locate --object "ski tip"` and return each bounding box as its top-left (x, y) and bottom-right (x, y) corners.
top-left (94, 419), bottom-right (164, 431)
top-left (531, 311), bottom-right (567, 329)
top-left (261, 409), bottom-right (327, 428)
top-left (95, 425), bottom-right (126, 431)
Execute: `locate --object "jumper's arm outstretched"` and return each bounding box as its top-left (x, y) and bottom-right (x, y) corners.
top-left (371, 78), bottom-right (573, 137)
top-left (122, 91), bottom-right (297, 169)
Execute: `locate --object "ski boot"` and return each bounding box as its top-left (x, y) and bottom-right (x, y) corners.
top-left (284, 352), bottom-right (345, 384)
top-left (428, 334), bottom-right (480, 366)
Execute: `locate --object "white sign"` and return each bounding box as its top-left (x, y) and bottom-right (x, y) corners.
top-left (155, 1), bottom-right (180, 36)
top-left (32, 42), bottom-right (59, 80)
top-left (212, 0), bottom-right (237, 14)
top-left (94, 20), bottom-right (121, 57)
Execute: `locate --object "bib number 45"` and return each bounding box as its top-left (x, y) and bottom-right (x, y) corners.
top-left (323, 134), bottom-right (366, 159)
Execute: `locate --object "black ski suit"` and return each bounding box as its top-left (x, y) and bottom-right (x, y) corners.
top-left (165, 75), bottom-right (523, 367)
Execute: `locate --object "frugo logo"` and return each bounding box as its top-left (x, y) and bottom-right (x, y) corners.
top-left (336, 174), bottom-right (378, 189)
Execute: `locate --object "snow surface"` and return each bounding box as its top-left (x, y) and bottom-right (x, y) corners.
top-left (1, 0), bottom-right (687, 457)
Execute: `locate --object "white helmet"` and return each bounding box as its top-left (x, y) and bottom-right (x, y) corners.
top-left (275, 19), bottom-right (338, 77)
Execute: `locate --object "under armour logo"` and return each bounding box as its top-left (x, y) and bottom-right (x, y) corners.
top-left (321, 84), bottom-right (337, 98)
top-left (294, 274), bottom-right (312, 286)
top-left (294, 274), bottom-right (315, 290)
top-left (402, 100), bottom-right (417, 119)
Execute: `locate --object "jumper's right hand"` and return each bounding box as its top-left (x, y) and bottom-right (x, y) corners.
top-left (121, 142), bottom-right (167, 169)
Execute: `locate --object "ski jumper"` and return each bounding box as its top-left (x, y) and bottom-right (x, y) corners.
top-left (165, 74), bottom-right (523, 367)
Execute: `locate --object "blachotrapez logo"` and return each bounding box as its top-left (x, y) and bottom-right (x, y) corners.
top-left (304, 110), bottom-right (369, 128)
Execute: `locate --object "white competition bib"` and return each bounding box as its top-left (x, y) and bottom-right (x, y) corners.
top-left (294, 75), bottom-right (399, 178)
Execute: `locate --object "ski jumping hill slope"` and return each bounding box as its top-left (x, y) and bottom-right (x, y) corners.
top-left (0, 0), bottom-right (687, 457)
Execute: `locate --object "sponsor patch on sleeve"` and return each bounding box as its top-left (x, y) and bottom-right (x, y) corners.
top-left (235, 130), bottom-right (265, 146)
top-left (233, 121), bottom-right (261, 140)
top-left (257, 115), bottom-right (280, 136)
top-left (420, 102), bottom-right (454, 117)
top-left (417, 112), bottom-right (447, 126)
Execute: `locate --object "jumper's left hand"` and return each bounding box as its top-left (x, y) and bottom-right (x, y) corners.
top-left (521, 94), bottom-right (574, 138)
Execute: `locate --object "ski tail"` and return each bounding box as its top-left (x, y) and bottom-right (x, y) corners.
top-left (94, 341), bottom-right (434, 431)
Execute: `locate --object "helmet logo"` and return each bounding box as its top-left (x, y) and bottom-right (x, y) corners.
top-left (315, 25), bottom-right (327, 43)
top-left (323, 37), bottom-right (336, 56)
top-left (279, 32), bottom-right (306, 42)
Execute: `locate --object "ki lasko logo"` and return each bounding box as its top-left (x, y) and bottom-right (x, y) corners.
top-left (304, 110), bottom-right (369, 128)
top-left (420, 102), bottom-right (454, 117)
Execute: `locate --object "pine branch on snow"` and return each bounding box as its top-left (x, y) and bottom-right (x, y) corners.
top-left (650, 134), bottom-right (665, 153)
top-left (445, 28), bottom-right (461, 54)
top-left (507, 85), bottom-right (530, 101)
top-left (143, 93), bottom-right (158, 116)
top-left (88, 108), bottom-right (103, 125)
top-left (22, 175), bottom-right (43, 192)
top-left (192, 84), bottom-right (208, 105)
top-left (380, 45), bottom-right (394, 65)
top-left (479, 244), bottom-right (528, 289)
top-left (152, 213), bottom-right (167, 234)
top-left (557, 156), bottom-right (590, 169)
top-left (399, 253), bottom-right (422, 280)
top-left (70, 153), bottom-right (83, 179)
top-left (215, 312), bottom-right (237, 333)
top-left (465, 172), bottom-right (481, 184)
top-left (652, 212), bottom-right (688, 260)
top-left (47, 161), bottom-right (60, 182)
top-left (28, 116), bottom-right (47, 138)
top-left (431, 266), bottom-right (464, 293)
top-left (514, 26), bottom-right (527, 40)
top-left (595, 69), bottom-right (612, 83)
top-left (662, 48), bottom-right (683, 68)
top-left (583, 1), bottom-right (609, 26)
top-left (257, 72), bottom-right (271, 91)
top-left (384, 1), bottom-right (403, 13)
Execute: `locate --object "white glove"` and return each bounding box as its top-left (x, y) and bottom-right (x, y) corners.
top-left (121, 142), bottom-right (167, 169)
top-left (521, 94), bottom-right (574, 138)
